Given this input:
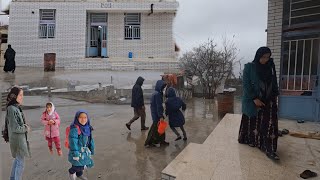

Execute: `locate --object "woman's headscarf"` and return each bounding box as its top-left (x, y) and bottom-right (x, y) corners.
top-left (71, 110), bottom-right (92, 136)
top-left (45, 102), bottom-right (55, 116)
top-left (6, 86), bottom-right (21, 107)
top-left (252, 47), bottom-right (273, 83)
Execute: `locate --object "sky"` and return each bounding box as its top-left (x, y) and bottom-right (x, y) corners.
top-left (174, 0), bottom-right (268, 74)
top-left (0, 0), bottom-right (268, 74)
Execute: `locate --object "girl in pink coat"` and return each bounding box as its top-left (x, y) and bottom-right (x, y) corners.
top-left (41, 102), bottom-right (62, 156)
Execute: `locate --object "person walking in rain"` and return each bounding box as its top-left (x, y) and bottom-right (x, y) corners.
top-left (126, 76), bottom-right (149, 131)
top-left (145, 80), bottom-right (170, 147)
top-left (3, 45), bottom-right (16, 73)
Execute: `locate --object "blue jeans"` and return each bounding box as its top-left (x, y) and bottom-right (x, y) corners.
top-left (10, 155), bottom-right (25, 180)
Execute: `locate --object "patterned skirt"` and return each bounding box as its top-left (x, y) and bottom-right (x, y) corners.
top-left (238, 99), bottom-right (278, 153)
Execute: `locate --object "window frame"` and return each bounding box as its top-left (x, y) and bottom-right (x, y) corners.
top-left (124, 13), bottom-right (141, 40)
top-left (39, 9), bottom-right (56, 39)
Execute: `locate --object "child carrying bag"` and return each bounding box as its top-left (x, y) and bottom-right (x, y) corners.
top-left (157, 118), bottom-right (168, 135)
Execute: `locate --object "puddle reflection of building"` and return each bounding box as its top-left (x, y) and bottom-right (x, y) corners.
top-left (126, 132), bottom-right (149, 180)
top-left (3, 72), bottom-right (15, 86)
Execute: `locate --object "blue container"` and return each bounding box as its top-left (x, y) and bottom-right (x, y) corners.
top-left (128, 52), bottom-right (133, 59)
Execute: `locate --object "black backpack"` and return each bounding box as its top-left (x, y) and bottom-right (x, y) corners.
top-left (2, 112), bottom-right (9, 143)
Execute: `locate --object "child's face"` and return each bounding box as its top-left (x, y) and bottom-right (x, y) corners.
top-left (46, 105), bottom-right (52, 113)
top-left (78, 113), bottom-right (88, 125)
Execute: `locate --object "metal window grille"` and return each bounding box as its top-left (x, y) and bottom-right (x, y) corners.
top-left (90, 27), bottom-right (98, 47)
top-left (91, 13), bottom-right (108, 24)
top-left (124, 13), bottom-right (141, 40)
top-left (39, 9), bottom-right (56, 38)
top-left (289, 0), bottom-right (320, 25)
top-left (281, 38), bottom-right (319, 91)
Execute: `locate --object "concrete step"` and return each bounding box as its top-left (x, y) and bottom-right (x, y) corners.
top-left (161, 114), bottom-right (243, 180)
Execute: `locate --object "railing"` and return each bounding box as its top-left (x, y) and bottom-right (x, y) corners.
top-left (124, 25), bottom-right (140, 40)
top-left (281, 38), bottom-right (319, 92)
top-left (39, 24), bottom-right (55, 38)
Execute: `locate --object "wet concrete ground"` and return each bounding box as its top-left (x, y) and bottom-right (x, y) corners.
top-left (0, 67), bottom-right (164, 90)
top-left (0, 68), bottom-right (241, 180)
top-left (0, 96), bottom-right (232, 180)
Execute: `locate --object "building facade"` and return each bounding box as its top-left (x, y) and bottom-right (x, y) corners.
top-left (7, 0), bottom-right (179, 69)
top-left (267, 0), bottom-right (320, 121)
top-left (0, 25), bottom-right (8, 67)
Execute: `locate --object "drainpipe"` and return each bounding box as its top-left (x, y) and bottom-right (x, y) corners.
top-left (148, 4), bottom-right (154, 16)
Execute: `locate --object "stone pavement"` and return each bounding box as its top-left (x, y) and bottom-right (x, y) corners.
top-left (162, 114), bottom-right (320, 180)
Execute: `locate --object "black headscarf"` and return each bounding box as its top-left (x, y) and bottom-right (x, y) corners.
top-left (6, 86), bottom-right (21, 107)
top-left (252, 47), bottom-right (273, 83)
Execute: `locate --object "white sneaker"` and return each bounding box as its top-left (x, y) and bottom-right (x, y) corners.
top-left (69, 173), bottom-right (76, 180)
top-left (77, 176), bottom-right (88, 180)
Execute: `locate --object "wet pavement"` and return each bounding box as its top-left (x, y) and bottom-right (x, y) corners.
top-left (0, 96), bottom-right (231, 180)
top-left (0, 67), bottom-right (165, 90)
top-left (0, 68), bottom-right (241, 180)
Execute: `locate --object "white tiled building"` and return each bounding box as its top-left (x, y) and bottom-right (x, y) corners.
top-left (7, 0), bottom-right (179, 69)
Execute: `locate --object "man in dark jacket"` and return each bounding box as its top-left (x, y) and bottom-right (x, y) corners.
top-left (126, 76), bottom-right (149, 131)
top-left (3, 45), bottom-right (16, 73)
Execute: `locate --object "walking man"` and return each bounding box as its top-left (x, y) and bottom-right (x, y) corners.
top-left (126, 76), bottom-right (149, 131)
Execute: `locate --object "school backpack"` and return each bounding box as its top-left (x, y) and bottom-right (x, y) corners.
top-left (64, 125), bottom-right (81, 149)
top-left (2, 110), bottom-right (9, 143)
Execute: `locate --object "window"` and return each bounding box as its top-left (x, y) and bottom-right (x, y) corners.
top-left (39, 9), bottom-right (56, 38)
top-left (124, 13), bottom-right (141, 40)
top-left (281, 38), bottom-right (319, 91)
top-left (1, 34), bottom-right (8, 43)
top-left (284, 0), bottom-right (320, 25)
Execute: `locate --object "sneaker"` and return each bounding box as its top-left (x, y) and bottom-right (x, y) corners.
top-left (126, 123), bottom-right (131, 130)
top-left (57, 149), bottom-right (63, 156)
top-left (68, 173), bottom-right (76, 180)
top-left (49, 148), bottom-right (53, 155)
top-left (77, 176), bottom-right (88, 180)
top-left (175, 136), bottom-right (182, 141)
top-left (183, 137), bottom-right (187, 141)
top-left (160, 141), bottom-right (170, 146)
top-left (141, 126), bottom-right (149, 131)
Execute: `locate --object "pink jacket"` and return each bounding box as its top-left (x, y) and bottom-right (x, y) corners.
top-left (41, 111), bottom-right (61, 138)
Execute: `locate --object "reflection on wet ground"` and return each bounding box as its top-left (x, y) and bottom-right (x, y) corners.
top-left (0, 67), bottom-right (241, 179)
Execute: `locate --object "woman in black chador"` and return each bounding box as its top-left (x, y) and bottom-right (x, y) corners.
top-left (3, 44), bottom-right (16, 73)
top-left (238, 47), bottom-right (280, 160)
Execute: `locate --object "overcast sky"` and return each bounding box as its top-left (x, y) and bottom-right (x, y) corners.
top-left (174, 0), bottom-right (268, 74)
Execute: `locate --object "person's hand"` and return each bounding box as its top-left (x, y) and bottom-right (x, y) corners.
top-left (25, 124), bottom-right (31, 132)
top-left (73, 157), bottom-right (79, 161)
top-left (253, 99), bottom-right (265, 107)
top-left (48, 120), bottom-right (52, 125)
top-left (50, 120), bottom-right (55, 125)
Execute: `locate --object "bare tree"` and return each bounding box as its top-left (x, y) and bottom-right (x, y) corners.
top-left (180, 38), bottom-right (240, 98)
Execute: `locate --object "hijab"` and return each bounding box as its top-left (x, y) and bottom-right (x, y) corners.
top-left (45, 102), bottom-right (55, 116)
top-left (252, 47), bottom-right (273, 83)
top-left (71, 110), bottom-right (92, 136)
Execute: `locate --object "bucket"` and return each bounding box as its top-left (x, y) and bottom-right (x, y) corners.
top-left (128, 52), bottom-right (133, 59)
top-left (217, 91), bottom-right (234, 114)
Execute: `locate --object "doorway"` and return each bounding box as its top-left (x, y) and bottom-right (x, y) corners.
top-left (86, 13), bottom-right (108, 58)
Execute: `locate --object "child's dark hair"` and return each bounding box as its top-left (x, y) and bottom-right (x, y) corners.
top-left (46, 103), bottom-right (53, 108)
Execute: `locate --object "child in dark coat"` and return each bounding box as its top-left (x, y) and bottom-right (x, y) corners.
top-left (165, 87), bottom-right (187, 141)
